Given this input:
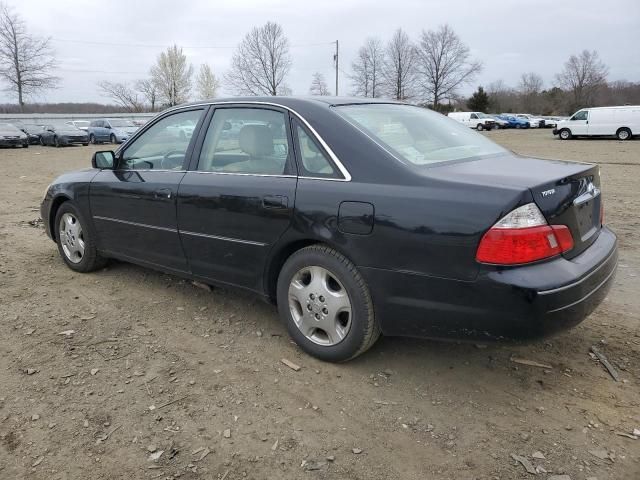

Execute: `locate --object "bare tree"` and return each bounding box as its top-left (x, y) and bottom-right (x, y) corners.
top-left (309, 72), bottom-right (330, 96)
top-left (98, 81), bottom-right (142, 112)
top-left (195, 64), bottom-right (220, 100)
top-left (415, 24), bottom-right (482, 110)
top-left (225, 21), bottom-right (292, 96)
top-left (350, 37), bottom-right (384, 97)
top-left (150, 44), bottom-right (193, 107)
top-left (555, 50), bottom-right (608, 111)
top-left (382, 28), bottom-right (418, 100)
top-left (518, 72), bottom-right (543, 112)
top-left (0, 2), bottom-right (59, 111)
top-left (136, 78), bottom-right (157, 111)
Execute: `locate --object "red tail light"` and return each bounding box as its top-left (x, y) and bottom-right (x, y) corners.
top-left (476, 203), bottom-right (574, 265)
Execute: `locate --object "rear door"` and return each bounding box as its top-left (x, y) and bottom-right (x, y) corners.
top-left (90, 107), bottom-right (207, 272)
top-left (177, 105), bottom-right (297, 291)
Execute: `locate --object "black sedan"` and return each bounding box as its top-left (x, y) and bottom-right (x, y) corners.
top-left (0, 122), bottom-right (28, 147)
top-left (20, 124), bottom-right (46, 145)
top-left (41, 97), bottom-right (617, 362)
top-left (40, 123), bottom-right (89, 147)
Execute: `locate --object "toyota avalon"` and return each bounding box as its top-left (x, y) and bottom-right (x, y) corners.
top-left (40, 97), bottom-right (618, 362)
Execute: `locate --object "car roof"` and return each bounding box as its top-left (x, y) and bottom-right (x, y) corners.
top-left (177, 96), bottom-right (404, 109)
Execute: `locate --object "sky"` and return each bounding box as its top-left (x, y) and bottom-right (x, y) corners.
top-left (2, 0), bottom-right (639, 104)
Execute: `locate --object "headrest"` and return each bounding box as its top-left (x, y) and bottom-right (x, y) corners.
top-left (238, 125), bottom-right (273, 157)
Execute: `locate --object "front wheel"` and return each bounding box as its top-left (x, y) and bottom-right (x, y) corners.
top-left (110, 133), bottom-right (117, 144)
top-left (559, 128), bottom-right (572, 140)
top-left (89, 134), bottom-right (96, 144)
top-left (54, 202), bottom-right (107, 273)
top-left (277, 245), bottom-right (380, 362)
top-left (476, 123), bottom-right (484, 131)
top-left (54, 136), bottom-right (60, 147)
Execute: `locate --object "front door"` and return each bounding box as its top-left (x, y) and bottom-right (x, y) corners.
top-left (177, 106), bottom-right (298, 291)
top-left (90, 107), bottom-right (207, 273)
top-left (568, 109), bottom-right (589, 135)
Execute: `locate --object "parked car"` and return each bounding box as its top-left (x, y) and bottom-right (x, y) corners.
top-left (0, 122), bottom-right (28, 147)
top-left (87, 118), bottom-right (139, 144)
top-left (66, 120), bottom-right (90, 131)
top-left (41, 97), bottom-right (617, 362)
top-left (447, 111), bottom-right (496, 131)
top-left (554, 106), bottom-right (640, 140)
top-left (496, 115), bottom-right (530, 129)
top-left (541, 116), bottom-right (559, 128)
top-left (514, 114), bottom-right (545, 128)
top-left (17, 124), bottom-right (44, 145)
top-left (39, 123), bottom-right (89, 147)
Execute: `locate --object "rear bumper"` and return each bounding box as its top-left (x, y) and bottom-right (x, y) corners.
top-left (361, 227), bottom-right (618, 341)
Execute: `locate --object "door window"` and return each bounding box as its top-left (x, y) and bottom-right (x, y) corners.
top-left (197, 108), bottom-right (290, 175)
top-left (571, 110), bottom-right (588, 121)
top-left (470, 113), bottom-right (478, 119)
top-left (293, 121), bottom-right (338, 178)
top-left (120, 109), bottom-right (203, 171)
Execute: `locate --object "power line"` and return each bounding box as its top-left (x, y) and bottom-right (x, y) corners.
top-left (51, 37), bottom-right (334, 50)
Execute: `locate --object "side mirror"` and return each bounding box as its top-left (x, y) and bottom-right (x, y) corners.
top-left (92, 151), bottom-right (115, 169)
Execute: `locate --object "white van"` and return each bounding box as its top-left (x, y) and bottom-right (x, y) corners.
top-left (447, 112), bottom-right (499, 131)
top-left (554, 105), bottom-right (640, 140)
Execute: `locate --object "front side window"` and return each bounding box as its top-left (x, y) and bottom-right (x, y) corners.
top-left (337, 104), bottom-right (506, 166)
top-left (470, 113), bottom-right (478, 119)
top-left (293, 121), bottom-right (338, 178)
top-left (571, 110), bottom-right (588, 121)
top-left (120, 109), bottom-right (203, 170)
top-left (197, 108), bottom-right (290, 175)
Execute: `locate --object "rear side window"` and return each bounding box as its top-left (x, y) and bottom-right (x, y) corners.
top-left (293, 120), bottom-right (338, 178)
top-left (197, 108), bottom-right (291, 175)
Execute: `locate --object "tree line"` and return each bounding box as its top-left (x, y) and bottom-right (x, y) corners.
top-left (0, 2), bottom-right (637, 115)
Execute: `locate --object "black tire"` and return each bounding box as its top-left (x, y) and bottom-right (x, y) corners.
top-left (82, 143), bottom-right (89, 146)
top-left (40, 137), bottom-right (45, 146)
top-left (54, 136), bottom-right (60, 147)
top-left (476, 123), bottom-right (484, 131)
top-left (276, 244), bottom-right (380, 362)
top-left (89, 134), bottom-right (96, 144)
top-left (559, 128), bottom-right (572, 140)
top-left (616, 127), bottom-right (631, 141)
top-left (110, 133), bottom-right (117, 144)
top-left (54, 202), bottom-right (107, 273)
top-left (23, 143), bottom-right (29, 148)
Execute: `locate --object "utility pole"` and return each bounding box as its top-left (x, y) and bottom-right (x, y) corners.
top-left (333, 40), bottom-right (339, 96)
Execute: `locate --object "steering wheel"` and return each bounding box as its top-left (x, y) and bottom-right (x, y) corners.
top-left (160, 150), bottom-right (185, 170)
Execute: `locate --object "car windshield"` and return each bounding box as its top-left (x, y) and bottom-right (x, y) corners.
top-left (73, 121), bottom-right (89, 127)
top-left (336, 104), bottom-right (506, 165)
top-left (109, 120), bottom-right (134, 127)
top-left (477, 113), bottom-right (491, 118)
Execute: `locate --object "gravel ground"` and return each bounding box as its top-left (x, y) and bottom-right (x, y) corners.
top-left (0, 129), bottom-right (638, 479)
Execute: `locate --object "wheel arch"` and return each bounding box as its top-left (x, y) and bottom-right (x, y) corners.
top-left (264, 238), bottom-right (353, 303)
top-left (48, 194), bottom-right (72, 241)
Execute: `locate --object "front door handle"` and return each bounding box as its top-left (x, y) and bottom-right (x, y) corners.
top-left (262, 195), bottom-right (288, 209)
top-left (154, 188), bottom-right (172, 200)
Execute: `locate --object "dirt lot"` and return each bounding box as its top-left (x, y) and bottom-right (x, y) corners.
top-left (1, 129), bottom-right (638, 480)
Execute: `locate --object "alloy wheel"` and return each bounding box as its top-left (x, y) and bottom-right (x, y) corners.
top-left (59, 213), bottom-right (85, 263)
top-left (288, 265), bottom-right (352, 346)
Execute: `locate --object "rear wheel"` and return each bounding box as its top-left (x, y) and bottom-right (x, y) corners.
top-left (40, 137), bottom-right (45, 146)
top-left (616, 127), bottom-right (631, 141)
top-left (54, 202), bottom-right (107, 273)
top-left (277, 245), bottom-right (380, 362)
top-left (559, 128), bottom-right (572, 140)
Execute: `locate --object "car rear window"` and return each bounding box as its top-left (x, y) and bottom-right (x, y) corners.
top-left (336, 104), bottom-right (506, 165)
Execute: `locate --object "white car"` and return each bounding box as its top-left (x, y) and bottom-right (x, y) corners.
top-left (512, 114), bottom-right (545, 128)
top-left (447, 112), bottom-right (500, 131)
top-left (554, 106), bottom-right (640, 140)
top-left (66, 120), bottom-right (90, 131)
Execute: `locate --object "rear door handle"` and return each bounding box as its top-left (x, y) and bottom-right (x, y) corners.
top-left (262, 195), bottom-right (288, 209)
top-left (154, 188), bottom-right (172, 200)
